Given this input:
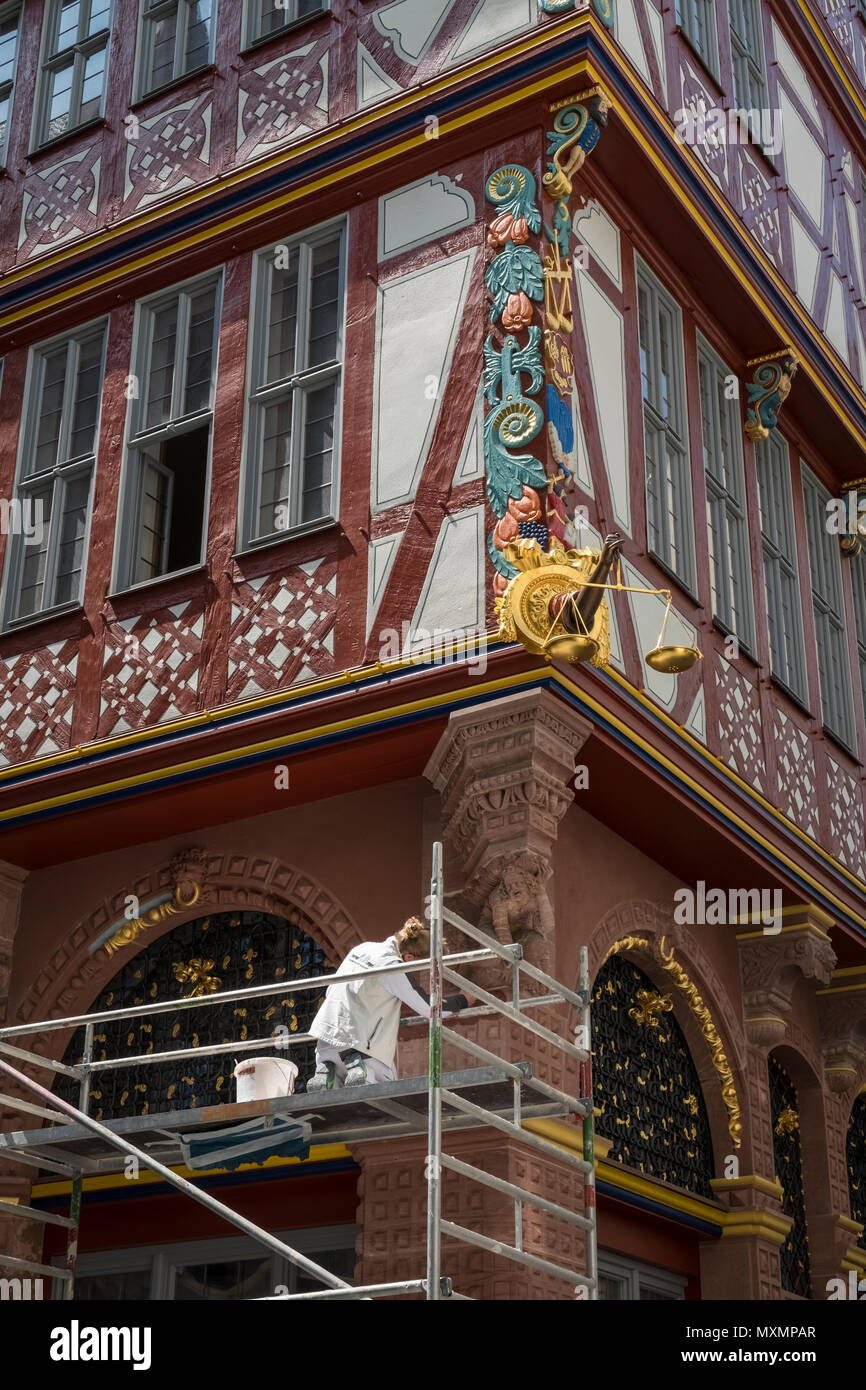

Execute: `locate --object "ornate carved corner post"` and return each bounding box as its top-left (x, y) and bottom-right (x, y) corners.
top-left (541, 88), bottom-right (610, 544)
top-left (737, 906), bottom-right (836, 1049)
top-left (424, 687), bottom-right (591, 920)
top-left (700, 1175), bottom-right (792, 1299)
top-left (743, 348), bottom-right (799, 443)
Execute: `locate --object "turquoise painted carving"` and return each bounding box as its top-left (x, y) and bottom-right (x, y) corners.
top-left (485, 242), bottom-right (544, 325)
top-left (538, 0), bottom-right (614, 24)
top-left (484, 165), bottom-right (549, 581)
top-left (744, 351), bottom-right (798, 443)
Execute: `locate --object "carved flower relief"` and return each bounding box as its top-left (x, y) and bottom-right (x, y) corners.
top-left (487, 213), bottom-right (530, 248)
top-left (492, 487), bottom-right (543, 549)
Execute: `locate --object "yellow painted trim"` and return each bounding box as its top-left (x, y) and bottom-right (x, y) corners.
top-left (522, 1117), bottom-right (584, 1152)
top-left (595, 1157), bottom-right (726, 1226)
top-left (29, 1142), bottom-right (352, 1199)
top-left (829, 965), bottom-right (866, 978)
top-left (817, 982), bottom-right (866, 995)
top-left (711, 1174), bottom-right (784, 1199)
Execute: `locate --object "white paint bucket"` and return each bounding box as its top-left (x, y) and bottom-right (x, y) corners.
top-left (233, 1057), bottom-right (298, 1102)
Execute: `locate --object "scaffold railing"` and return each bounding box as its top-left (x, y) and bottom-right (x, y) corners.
top-left (0, 842), bottom-right (595, 1301)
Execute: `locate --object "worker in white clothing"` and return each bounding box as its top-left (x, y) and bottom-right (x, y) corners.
top-left (306, 917), bottom-right (474, 1090)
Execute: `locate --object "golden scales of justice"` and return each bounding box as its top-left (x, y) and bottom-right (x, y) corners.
top-left (496, 537), bottom-right (702, 674)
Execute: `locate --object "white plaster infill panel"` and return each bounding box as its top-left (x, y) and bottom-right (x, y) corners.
top-left (379, 175), bottom-right (475, 260)
top-left (453, 391), bottom-right (485, 485)
top-left (825, 273), bottom-right (849, 366)
top-left (771, 22), bottom-right (822, 128)
top-left (777, 88), bottom-right (826, 230)
top-left (448, 0), bottom-right (533, 63)
top-left (789, 211), bottom-right (821, 314)
top-left (644, 0), bottom-right (666, 92)
top-left (373, 0), bottom-right (454, 63)
top-left (371, 249), bottom-right (475, 510)
top-left (574, 269), bottom-right (630, 535)
top-left (614, 0), bottom-right (651, 85)
top-left (366, 532), bottom-right (402, 639)
top-left (683, 686), bottom-right (706, 744)
top-left (406, 507), bottom-right (485, 651)
top-left (573, 199), bottom-right (622, 289)
top-left (621, 558), bottom-right (697, 712)
top-left (357, 43), bottom-right (402, 106)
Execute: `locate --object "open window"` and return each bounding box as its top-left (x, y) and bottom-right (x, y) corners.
top-left (115, 274), bottom-right (221, 591)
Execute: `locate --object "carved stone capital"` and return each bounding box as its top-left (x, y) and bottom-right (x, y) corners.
top-left (168, 846), bottom-right (211, 904)
top-left (817, 974), bottom-right (866, 1094)
top-left (738, 907), bottom-right (836, 1048)
top-left (424, 689), bottom-right (592, 907)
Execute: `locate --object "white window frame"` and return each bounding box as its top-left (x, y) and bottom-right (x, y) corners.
top-left (802, 463), bottom-right (857, 752)
top-left (136, 0), bottom-right (216, 100)
top-left (0, 0), bottom-right (22, 164)
top-left (243, 0), bottom-right (328, 49)
top-left (697, 337), bottom-right (755, 653)
top-left (598, 1251), bottom-right (688, 1301)
top-left (676, 0), bottom-right (719, 76)
top-left (755, 433), bottom-right (808, 706)
top-left (728, 0), bottom-right (768, 115)
top-left (636, 256), bottom-right (696, 594)
top-left (240, 218), bottom-right (346, 551)
top-left (32, 0), bottom-right (113, 151)
top-left (1, 320), bottom-right (107, 629)
top-left (51, 1224), bottom-right (356, 1300)
top-left (114, 270), bottom-right (223, 593)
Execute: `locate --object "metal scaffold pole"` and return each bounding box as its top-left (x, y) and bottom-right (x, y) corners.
top-left (426, 840), bottom-right (444, 1301)
top-left (579, 945), bottom-right (597, 1300)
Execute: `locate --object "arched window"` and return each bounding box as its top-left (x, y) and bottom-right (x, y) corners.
top-left (57, 910), bottom-right (333, 1119)
top-left (847, 1092), bottom-right (866, 1250)
top-left (591, 954), bottom-right (714, 1196)
top-left (768, 1053), bottom-right (811, 1297)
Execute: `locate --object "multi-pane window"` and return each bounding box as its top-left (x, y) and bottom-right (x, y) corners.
top-left (698, 340), bottom-right (755, 651)
top-left (34, 0), bottom-right (111, 147)
top-left (729, 0), bottom-right (767, 113)
top-left (851, 556), bottom-right (866, 721)
top-left (755, 434), bottom-right (808, 704)
top-left (636, 259), bottom-right (695, 591)
top-left (139, 0), bottom-right (214, 97)
top-left (802, 465), bottom-right (857, 750)
top-left (242, 224), bottom-right (345, 547)
top-left (116, 274), bottom-right (221, 589)
top-left (676, 0), bottom-right (718, 73)
top-left (0, 2), bottom-right (22, 162)
top-left (245, 0), bottom-right (326, 46)
top-left (3, 324), bottom-right (106, 624)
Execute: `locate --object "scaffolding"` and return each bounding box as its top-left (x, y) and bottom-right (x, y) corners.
top-left (0, 842), bottom-right (596, 1301)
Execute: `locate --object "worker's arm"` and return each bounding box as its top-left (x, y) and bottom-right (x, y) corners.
top-left (381, 970), bottom-right (470, 1018)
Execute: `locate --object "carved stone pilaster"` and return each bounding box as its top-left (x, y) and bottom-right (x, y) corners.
top-left (817, 971), bottom-right (866, 1094)
top-left (737, 908), bottom-right (836, 1049)
top-left (425, 689), bottom-right (591, 897)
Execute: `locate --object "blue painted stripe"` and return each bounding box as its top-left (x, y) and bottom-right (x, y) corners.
top-left (30, 1155), bottom-right (359, 1209)
top-left (597, 1177), bottom-right (722, 1236)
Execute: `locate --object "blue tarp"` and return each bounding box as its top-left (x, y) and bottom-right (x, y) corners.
top-left (179, 1115), bottom-right (312, 1172)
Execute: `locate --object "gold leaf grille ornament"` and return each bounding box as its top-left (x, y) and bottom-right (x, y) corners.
top-left (172, 958), bottom-right (222, 997)
top-left (603, 935), bottom-right (742, 1149)
top-left (629, 989), bottom-right (673, 1029)
top-left (775, 1107), bottom-right (799, 1137)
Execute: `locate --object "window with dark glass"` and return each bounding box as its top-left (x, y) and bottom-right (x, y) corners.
top-left (0, 2), bottom-right (22, 162)
top-left (769, 1053), bottom-right (811, 1298)
top-left (3, 323), bottom-right (106, 625)
top-left (138, 0), bottom-right (214, 97)
top-left (34, 0), bottom-right (111, 147)
top-left (242, 223), bottom-right (345, 547)
top-left (728, 0), bottom-right (768, 113)
top-left (116, 274), bottom-right (221, 589)
top-left (755, 434), bottom-right (809, 704)
top-left (851, 554), bottom-right (866, 721)
top-left (636, 259), bottom-right (696, 591)
top-left (698, 339), bottom-right (755, 651)
top-left (245, 0), bottom-right (326, 46)
top-left (802, 464), bottom-right (857, 751)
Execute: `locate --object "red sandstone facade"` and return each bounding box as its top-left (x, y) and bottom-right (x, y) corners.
top-left (0, 0), bottom-right (864, 1301)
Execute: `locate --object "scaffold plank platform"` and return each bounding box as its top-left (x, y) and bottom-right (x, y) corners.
top-left (0, 1065), bottom-right (572, 1176)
